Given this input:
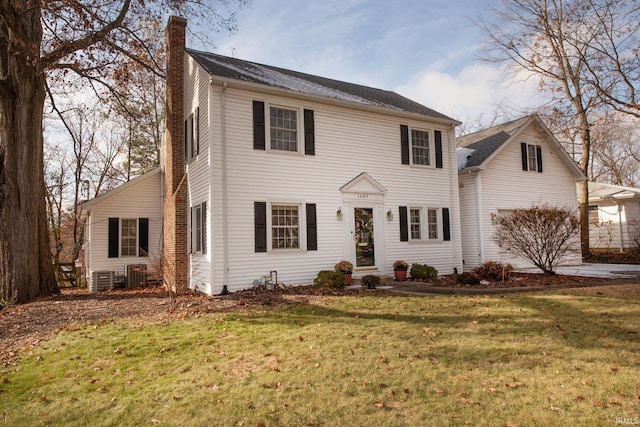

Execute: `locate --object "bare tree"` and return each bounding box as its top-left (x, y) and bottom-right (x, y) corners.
top-left (478, 0), bottom-right (606, 257)
top-left (495, 204), bottom-right (581, 274)
top-left (0, 1), bottom-right (246, 304)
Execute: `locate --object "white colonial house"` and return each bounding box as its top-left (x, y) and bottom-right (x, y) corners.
top-left (588, 182), bottom-right (640, 253)
top-left (81, 17), bottom-right (464, 293)
top-left (456, 115), bottom-right (586, 270)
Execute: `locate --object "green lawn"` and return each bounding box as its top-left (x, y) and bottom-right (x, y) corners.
top-left (1, 289), bottom-right (639, 426)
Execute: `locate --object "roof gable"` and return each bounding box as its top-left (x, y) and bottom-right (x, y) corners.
top-left (456, 115), bottom-right (584, 180)
top-left (81, 168), bottom-right (162, 212)
top-left (187, 49), bottom-right (458, 124)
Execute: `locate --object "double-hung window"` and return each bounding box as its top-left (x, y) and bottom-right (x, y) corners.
top-left (521, 143), bottom-right (543, 172)
top-left (270, 106), bottom-right (298, 152)
top-left (401, 207), bottom-right (441, 242)
top-left (411, 129), bottom-right (431, 166)
top-left (271, 204), bottom-right (299, 249)
top-left (121, 219), bottom-right (137, 256)
top-left (410, 208), bottom-right (422, 240)
top-left (191, 202), bottom-right (207, 254)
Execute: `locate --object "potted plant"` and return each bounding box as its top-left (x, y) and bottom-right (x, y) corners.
top-left (393, 260), bottom-right (409, 282)
top-left (334, 260), bottom-right (353, 285)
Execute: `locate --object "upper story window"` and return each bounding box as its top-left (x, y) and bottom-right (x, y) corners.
top-left (185, 107), bottom-right (200, 162)
top-left (253, 100), bottom-right (315, 155)
top-left (521, 142), bottom-right (543, 173)
top-left (411, 129), bottom-right (431, 166)
top-left (270, 106), bottom-right (298, 152)
top-left (400, 125), bottom-right (443, 168)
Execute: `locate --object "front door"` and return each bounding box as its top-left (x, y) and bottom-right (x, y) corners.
top-left (354, 207), bottom-right (375, 267)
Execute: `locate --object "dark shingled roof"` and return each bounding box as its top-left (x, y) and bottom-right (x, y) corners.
top-left (456, 116), bottom-right (532, 170)
top-left (186, 49), bottom-right (457, 123)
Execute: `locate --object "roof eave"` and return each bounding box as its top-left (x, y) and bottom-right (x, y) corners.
top-left (208, 76), bottom-right (461, 127)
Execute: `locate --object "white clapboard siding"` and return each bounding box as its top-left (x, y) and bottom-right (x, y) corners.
top-left (84, 170), bottom-right (162, 287)
top-left (592, 199), bottom-right (640, 251)
top-left (462, 123), bottom-right (581, 270)
top-left (458, 172), bottom-right (480, 270)
top-left (190, 78), bottom-right (462, 292)
top-left (184, 60), bottom-right (213, 293)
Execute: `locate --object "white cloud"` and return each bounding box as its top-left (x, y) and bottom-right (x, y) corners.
top-left (396, 63), bottom-right (545, 126)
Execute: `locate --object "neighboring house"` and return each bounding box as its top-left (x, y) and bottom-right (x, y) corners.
top-left (588, 182), bottom-right (640, 253)
top-left (456, 115), bottom-right (586, 270)
top-left (80, 168), bottom-right (163, 290)
top-left (82, 17), bottom-right (464, 293)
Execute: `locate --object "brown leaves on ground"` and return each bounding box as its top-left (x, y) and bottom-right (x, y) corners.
top-left (0, 285), bottom-right (362, 364)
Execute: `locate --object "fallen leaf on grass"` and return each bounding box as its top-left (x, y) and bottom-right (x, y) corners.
top-left (593, 399), bottom-right (604, 408)
top-left (151, 419), bottom-right (160, 424)
top-left (575, 395), bottom-right (585, 401)
top-left (374, 402), bottom-right (385, 408)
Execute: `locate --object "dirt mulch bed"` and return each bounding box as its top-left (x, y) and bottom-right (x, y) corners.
top-left (414, 272), bottom-right (611, 289)
top-left (0, 274), bottom-right (634, 365)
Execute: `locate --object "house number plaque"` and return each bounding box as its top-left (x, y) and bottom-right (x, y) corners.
top-left (357, 194), bottom-right (369, 199)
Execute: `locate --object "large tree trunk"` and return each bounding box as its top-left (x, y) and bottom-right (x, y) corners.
top-left (0, 6), bottom-right (58, 304)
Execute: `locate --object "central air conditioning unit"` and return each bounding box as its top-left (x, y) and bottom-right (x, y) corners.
top-left (91, 270), bottom-right (114, 292)
top-left (126, 264), bottom-right (147, 288)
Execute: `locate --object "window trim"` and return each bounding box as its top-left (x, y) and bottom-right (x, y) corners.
top-left (120, 218), bottom-right (138, 257)
top-left (190, 202), bottom-right (207, 255)
top-left (266, 103), bottom-right (303, 155)
top-left (410, 128), bottom-right (433, 166)
top-left (269, 202), bottom-right (303, 251)
top-left (407, 207), bottom-right (442, 242)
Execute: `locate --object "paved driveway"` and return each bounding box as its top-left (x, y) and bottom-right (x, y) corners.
top-left (519, 263), bottom-right (640, 279)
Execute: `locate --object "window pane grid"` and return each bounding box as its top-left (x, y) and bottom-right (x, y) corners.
top-left (121, 219), bottom-right (137, 256)
top-left (428, 209), bottom-right (438, 239)
top-left (412, 129), bottom-right (430, 165)
top-left (527, 144), bottom-right (537, 171)
top-left (410, 208), bottom-right (421, 240)
top-left (270, 107), bottom-right (298, 152)
top-left (272, 205), bottom-right (299, 249)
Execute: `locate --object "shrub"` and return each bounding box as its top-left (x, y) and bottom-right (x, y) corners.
top-left (361, 274), bottom-right (380, 289)
top-left (314, 270), bottom-right (345, 288)
top-left (472, 261), bottom-right (513, 282)
top-left (410, 263), bottom-right (438, 280)
top-left (456, 272), bottom-right (481, 285)
top-left (495, 204), bottom-right (580, 274)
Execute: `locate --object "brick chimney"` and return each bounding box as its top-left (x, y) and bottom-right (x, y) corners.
top-left (163, 16), bottom-right (188, 291)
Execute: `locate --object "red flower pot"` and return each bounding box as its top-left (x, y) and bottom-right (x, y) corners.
top-left (394, 270), bottom-right (407, 282)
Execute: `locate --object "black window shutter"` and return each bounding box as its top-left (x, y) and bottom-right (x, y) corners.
top-left (138, 218), bottom-right (149, 257)
top-left (190, 115), bottom-right (195, 159)
top-left (108, 218), bottom-right (119, 258)
top-left (306, 203), bottom-right (317, 251)
top-left (442, 208), bottom-right (451, 241)
top-left (400, 125), bottom-right (409, 165)
top-left (255, 202), bottom-right (267, 252)
top-left (435, 130), bottom-right (443, 169)
top-left (195, 107), bottom-right (200, 155)
top-left (536, 146), bottom-right (543, 173)
top-left (304, 109), bottom-right (315, 156)
top-left (399, 206), bottom-right (408, 242)
top-left (521, 143), bottom-right (528, 171)
top-left (202, 202), bottom-right (207, 254)
top-left (253, 101), bottom-right (266, 150)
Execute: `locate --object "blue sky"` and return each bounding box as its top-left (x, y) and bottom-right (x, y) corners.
top-left (193, 0), bottom-right (543, 128)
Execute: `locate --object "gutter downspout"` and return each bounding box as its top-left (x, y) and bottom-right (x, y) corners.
top-left (220, 81), bottom-right (230, 291)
